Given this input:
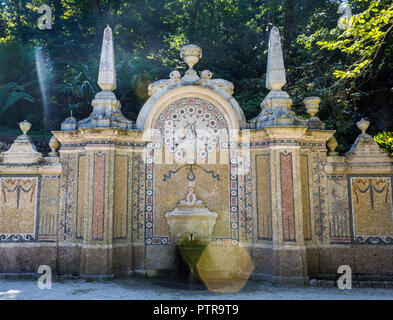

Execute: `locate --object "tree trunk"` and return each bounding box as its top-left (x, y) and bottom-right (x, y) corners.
top-left (361, 24), bottom-right (393, 131)
top-left (370, 24), bottom-right (393, 85)
top-left (283, 0), bottom-right (295, 65)
top-left (189, 0), bottom-right (202, 43)
top-left (91, 0), bottom-right (100, 13)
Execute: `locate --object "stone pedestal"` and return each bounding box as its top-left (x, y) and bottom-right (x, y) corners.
top-left (253, 91), bottom-right (306, 128)
top-left (78, 91), bottom-right (134, 129)
top-left (53, 128), bottom-right (146, 277)
top-left (0, 121), bottom-right (43, 164)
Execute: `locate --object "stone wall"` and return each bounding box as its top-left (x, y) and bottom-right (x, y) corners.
top-left (0, 161), bottom-right (61, 274)
top-left (0, 28), bottom-right (392, 283)
top-left (311, 125), bottom-right (393, 279)
top-left (0, 115), bottom-right (392, 282)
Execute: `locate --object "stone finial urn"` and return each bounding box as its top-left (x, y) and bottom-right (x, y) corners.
top-left (19, 120), bottom-right (31, 135)
top-left (165, 181), bottom-right (217, 244)
top-left (0, 120), bottom-right (42, 164)
top-left (327, 136), bottom-right (339, 156)
top-left (48, 136), bottom-right (59, 157)
top-left (304, 97), bottom-right (321, 119)
top-left (180, 44), bottom-right (203, 82)
top-left (304, 96), bottom-right (325, 129)
top-left (180, 44), bottom-right (202, 70)
top-left (357, 118), bottom-right (370, 134)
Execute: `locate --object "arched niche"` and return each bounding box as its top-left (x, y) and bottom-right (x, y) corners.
top-left (136, 85), bottom-right (246, 133)
top-left (137, 85), bottom-right (246, 246)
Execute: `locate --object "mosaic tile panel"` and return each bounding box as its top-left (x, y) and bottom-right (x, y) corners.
top-left (255, 154), bottom-right (272, 240)
top-left (114, 155), bottom-right (128, 239)
top-left (229, 148), bottom-right (240, 243)
top-left (280, 153), bottom-right (296, 242)
top-left (328, 176), bottom-right (351, 243)
top-left (300, 154), bottom-right (312, 241)
top-left (312, 152), bottom-right (329, 243)
top-left (92, 153), bottom-right (105, 240)
top-left (0, 177), bottom-right (39, 242)
top-left (76, 155), bottom-right (87, 239)
top-left (59, 154), bottom-right (77, 241)
top-left (350, 177), bottom-right (393, 245)
top-left (238, 169), bottom-right (253, 242)
top-left (38, 177), bottom-right (59, 241)
top-left (132, 153), bottom-right (145, 241)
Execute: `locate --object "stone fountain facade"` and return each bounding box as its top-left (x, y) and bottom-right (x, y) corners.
top-left (0, 26), bottom-right (392, 283)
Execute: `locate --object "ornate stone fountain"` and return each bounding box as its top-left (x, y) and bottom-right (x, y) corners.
top-left (165, 180), bottom-right (217, 244)
top-left (165, 179), bottom-right (218, 282)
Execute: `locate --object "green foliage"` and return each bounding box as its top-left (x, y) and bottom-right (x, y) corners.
top-left (297, 0), bottom-right (393, 151)
top-left (374, 131), bottom-right (393, 154)
top-left (56, 61), bottom-right (100, 114)
top-left (0, 0), bottom-right (392, 153)
top-left (0, 82), bottom-right (34, 116)
top-left (316, 0), bottom-right (393, 80)
top-left (55, 50), bottom-right (169, 120)
top-left (0, 42), bottom-right (50, 129)
top-left (236, 78), bottom-right (267, 120)
top-left (0, 125), bottom-right (51, 140)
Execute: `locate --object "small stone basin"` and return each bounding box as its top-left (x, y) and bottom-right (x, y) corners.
top-left (165, 206), bottom-right (217, 244)
top-left (165, 182), bottom-right (217, 244)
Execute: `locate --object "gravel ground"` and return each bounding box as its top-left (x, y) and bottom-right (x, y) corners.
top-left (1, 277), bottom-right (393, 300)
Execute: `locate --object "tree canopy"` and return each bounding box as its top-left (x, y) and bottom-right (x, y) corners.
top-left (0, 0), bottom-right (392, 153)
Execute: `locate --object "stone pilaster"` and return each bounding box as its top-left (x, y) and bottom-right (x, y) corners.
top-left (267, 128), bottom-right (308, 283)
top-left (53, 128), bottom-right (147, 277)
top-left (251, 127), bottom-right (334, 284)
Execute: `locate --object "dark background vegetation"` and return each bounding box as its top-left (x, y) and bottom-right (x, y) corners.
top-left (0, 0), bottom-right (392, 154)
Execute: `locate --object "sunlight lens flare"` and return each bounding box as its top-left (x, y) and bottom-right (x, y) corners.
top-left (196, 242), bottom-right (254, 293)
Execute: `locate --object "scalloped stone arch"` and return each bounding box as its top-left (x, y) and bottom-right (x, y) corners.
top-left (136, 86), bottom-right (246, 131)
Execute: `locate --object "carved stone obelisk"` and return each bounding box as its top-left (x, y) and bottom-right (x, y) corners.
top-left (250, 26), bottom-right (305, 129)
top-left (98, 25), bottom-right (117, 91)
top-left (266, 26), bottom-right (286, 92)
top-left (78, 26), bottom-right (134, 129)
